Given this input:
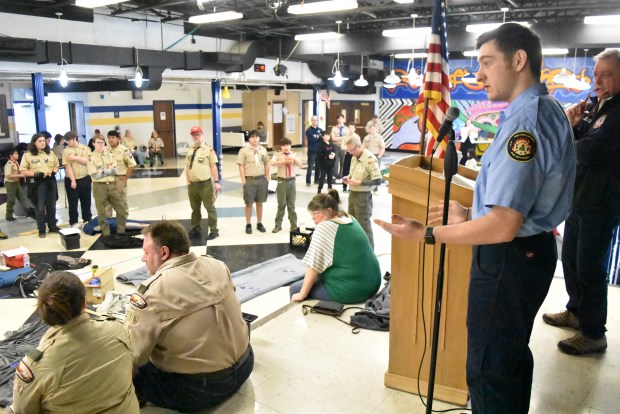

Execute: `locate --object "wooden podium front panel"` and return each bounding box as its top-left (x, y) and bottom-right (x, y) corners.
top-left (384, 156), bottom-right (475, 405)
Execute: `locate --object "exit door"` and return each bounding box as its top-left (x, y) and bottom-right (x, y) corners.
top-left (153, 101), bottom-right (175, 158)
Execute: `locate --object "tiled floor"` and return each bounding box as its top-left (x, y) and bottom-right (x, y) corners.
top-left (0, 150), bottom-right (618, 414)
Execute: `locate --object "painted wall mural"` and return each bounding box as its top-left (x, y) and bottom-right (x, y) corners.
top-left (383, 57), bottom-right (594, 150)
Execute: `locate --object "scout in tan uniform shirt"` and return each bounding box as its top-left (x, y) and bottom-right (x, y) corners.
top-left (344, 134), bottom-right (381, 249)
top-left (125, 221), bottom-right (253, 412)
top-left (106, 130), bottom-right (137, 211)
top-left (270, 137), bottom-right (301, 233)
top-left (148, 130), bottom-right (165, 166)
top-left (63, 131), bottom-right (93, 226)
top-left (20, 134), bottom-right (60, 238)
top-left (11, 271), bottom-right (139, 414)
top-left (87, 138), bottom-right (128, 237)
top-left (122, 129), bottom-right (145, 167)
top-left (185, 126), bottom-right (221, 240)
top-left (237, 130), bottom-right (270, 234)
top-left (3, 148), bottom-right (34, 223)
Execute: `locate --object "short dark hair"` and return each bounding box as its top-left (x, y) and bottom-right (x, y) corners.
top-left (476, 22), bottom-right (542, 80)
top-left (280, 137), bottom-right (292, 146)
top-left (40, 130), bottom-right (52, 139)
top-left (142, 220), bottom-right (190, 256)
top-left (248, 130), bottom-right (260, 138)
top-left (64, 130), bottom-right (78, 141)
top-left (37, 271), bottom-right (85, 326)
top-left (107, 130), bottom-right (120, 138)
top-left (337, 114), bottom-right (344, 120)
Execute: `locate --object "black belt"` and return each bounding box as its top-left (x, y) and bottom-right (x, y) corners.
top-left (245, 175), bottom-right (265, 179)
top-left (277, 177), bottom-right (295, 181)
top-left (184, 345), bottom-right (253, 381)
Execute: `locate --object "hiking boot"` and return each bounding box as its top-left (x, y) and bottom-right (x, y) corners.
top-left (245, 224), bottom-right (252, 234)
top-left (257, 223), bottom-right (266, 233)
top-left (6, 217), bottom-right (16, 222)
top-left (558, 333), bottom-right (607, 355)
top-left (272, 226), bottom-right (282, 233)
top-left (206, 230), bottom-right (219, 240)
top-left (542, 310), bottom-right (580, 329)
top-left (0, 231), bottom-right (7, 240)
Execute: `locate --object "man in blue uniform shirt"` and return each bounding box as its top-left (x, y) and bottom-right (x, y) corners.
top-left (375, 23), bottom-right (575, 413)
top-left (543, 49), bottom-right (620, 355)
top-left (305, 115), bottom-right (323, 186)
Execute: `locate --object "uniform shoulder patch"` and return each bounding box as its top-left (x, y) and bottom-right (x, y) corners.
top-left (130, 293), bottom-right (148, 309)
top-left (16, 361), bottom-right (34, 383)
top-left (506, 131), bottom-right (537, 162)
top-left (593, 115), bottom-right (607, 129)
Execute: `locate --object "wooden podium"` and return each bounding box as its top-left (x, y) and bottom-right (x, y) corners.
top-left (384, 155), bottom-right (477, 405)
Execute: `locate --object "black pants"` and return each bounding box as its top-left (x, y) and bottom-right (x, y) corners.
top-left (33, 179), bottom-right (57, 234)
top-left (306, 151), bottom-right (319, 184)
top-left (342, 152), bottom-right (352, 190)
top-left (134, 346), bottom-right (254, 412)
top-left (317, 160), bottom-right (334, 192)
top-left (562, 211), bottom-right (620, 339)
top-left (65, 176), bottom-right (93, 225)
top-left (466, 232), bottom-right (556, 414)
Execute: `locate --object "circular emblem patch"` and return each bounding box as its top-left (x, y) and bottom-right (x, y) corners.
top-left (506, 131), bottom-right (537, 162)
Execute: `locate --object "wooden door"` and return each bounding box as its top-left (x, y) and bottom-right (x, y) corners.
top-left (327, 101), bottom-right (375, 131)
top-left (153, 101), bottom-right (175, 158)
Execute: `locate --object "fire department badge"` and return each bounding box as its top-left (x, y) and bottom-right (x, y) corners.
top-left (506, 131), bottom-right (537, 162)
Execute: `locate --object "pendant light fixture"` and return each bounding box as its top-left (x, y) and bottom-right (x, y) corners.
top-left (222, 79), bottom-right (231, 99)
top-left (553, 52), bottom-right (571, 85)
top-left (461, 55), bottom-right (478, 84)
top-left (384, 54), bottom-right (401, 85)
top-left (328, 21), bottom-right (348, 87)
top-left (401, 14), bottom-right (423, 87)
top-left (564, 49), bottom-right (591, 91)
top-left (56, 13), bottom-right (69, 88)
top-left (130, 48), bottom-right (147, 88)
top-left (354, 55), bottom-right (368, 87)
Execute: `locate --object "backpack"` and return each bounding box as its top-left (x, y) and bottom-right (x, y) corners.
top-left (12, 264), bottom-right (53, 298)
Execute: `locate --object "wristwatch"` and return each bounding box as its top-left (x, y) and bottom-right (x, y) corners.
top-left (424, 226), bottom-right (435, 245)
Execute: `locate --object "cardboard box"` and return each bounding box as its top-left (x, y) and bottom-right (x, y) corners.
top-left (59, 228), bottom-right (81, 250)
top-left (3, 247), bottom-right (29, 268)
top-left (79, 267), bottom-right (114, 304)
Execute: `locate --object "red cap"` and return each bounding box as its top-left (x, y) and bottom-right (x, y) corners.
top-left (190, 126), bottom-right (203, 135)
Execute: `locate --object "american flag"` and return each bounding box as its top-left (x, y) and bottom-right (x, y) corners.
top-left (415, 0), bottom-right (451, 157)
top-left (320, 90), bottom-right (331, 109)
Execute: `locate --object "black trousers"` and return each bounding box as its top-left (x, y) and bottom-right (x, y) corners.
top-left (317, 159), bottom-right (334, 192)
top-left (466, 232), bottom-right (556, 414)
top-left (342, 152), bottom-right (352, 190)
top-left (65, 176), bottom-right (93, 225)
top-left (134, 346), bottom-right (254, 413)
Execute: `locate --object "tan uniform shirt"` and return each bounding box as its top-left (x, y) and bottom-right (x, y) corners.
top-left (12, 313), bottom-right (139, 414)
top-left (330, 124), bottom-right (349, 145)
top-left (185, 143), bottom-right (218, 182)
top-left (125, 253), bottom-right (249, 374)
top-left (363, 133), bottom-right (385, 156)
top-left (236, 145), bottom-right (269, 177)
top-left (365, 119), bottom-right (384, 134)
top-left (148, 137), bottom-right (164, 151)
top-left (109, 144), bottom-right (137, 176)
top-left (3, 160), bottom-right (20, 183)
top-left (20, 152), bottom-right (59, 175)
top-left (349, 148), bottom-right (381, 192)
top-left (63, 144), bottom-right (91, 179)
top-left (122, 137), bottom-right (138, 151)
top-left (271, 151), bottom-right (298, 178)
top-left (88, 150), bottom-right (117, 183)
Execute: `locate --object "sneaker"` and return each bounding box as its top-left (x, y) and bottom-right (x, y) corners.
top-left (272, 226), bottom-right (282, 233)
top-left (206, 230), bottom-right (219, 240)
top-left (0, 231), bottom-right (7, 240)
top-left (558, 333), bottom-right (607, 355)
top-left (306, 182), bottom-right (311, 187)
top-left (27, 209), bottom-right (36, 219)
top-left (188, 228), bottom-right (202, 238)
top-left (245, 224), bottom-right (252, 234)
top-left (542, 310), bottom-right (580, 330)
top-left (257, 223), bottom-right (266, 233)
top-left (6, 217), bottom-right (16, 222)
top-left (48, 227), bottom-right (61, 233)
top-left (39, 232), bottom-right (46, 238)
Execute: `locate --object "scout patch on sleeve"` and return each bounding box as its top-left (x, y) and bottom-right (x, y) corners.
top-left (16, 361), bottom-right (34, 383)
top-left (130, 293), bottom-right (147, 309)
top-left (126, 310), bottom-right (139, 324)
top-left (506, 131), bottom-right (537, 162)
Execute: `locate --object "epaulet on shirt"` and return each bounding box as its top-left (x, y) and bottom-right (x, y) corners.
top-left (137, 274), bottom-right (160, 294)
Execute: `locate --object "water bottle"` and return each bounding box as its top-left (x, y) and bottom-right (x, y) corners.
top-left (23, 253), bottom-right (30, 268)
top-left (0, 250), bottom-right (5, 267)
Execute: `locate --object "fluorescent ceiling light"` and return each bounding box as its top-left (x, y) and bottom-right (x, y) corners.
top-left (288, 0), bottom-right (358, 15)
top-left (189, 11), bottom-right (243, 24)
top-left (463, 51), bottom-right (478, 57)
top-left (382, 27), bottom-right (431, 38)
top-left (395, 52), bottom-right (428, 59)
top-left (393, 0), bottom-right (414, 3)
top-left (294, 32), bottom-right (341, 41)
top-left (584, 15), bottom-right (620, 25)
top-left (466, 21), bottom-right (530, 33)
top-left (75, 0), bottom-right (129, 7)
top-left (542, 48), bottom-right (569, 55)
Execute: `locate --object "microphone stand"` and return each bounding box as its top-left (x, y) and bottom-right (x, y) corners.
top-left (425, 134), bottom-right (458, 414)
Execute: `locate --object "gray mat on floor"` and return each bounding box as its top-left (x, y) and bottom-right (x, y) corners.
top-left (116, 253), bottom-right (306, 303)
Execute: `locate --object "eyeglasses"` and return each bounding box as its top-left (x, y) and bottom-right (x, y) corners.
top-left (310, 210), bottom-right (322, 216)
top-left (95, 141), bottom-right (105, 145)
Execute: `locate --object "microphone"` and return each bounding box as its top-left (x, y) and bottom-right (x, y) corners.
top-left (432, 107), bottom-right (461, 151)
top-left (443, 140), bottom-right (458, 181)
